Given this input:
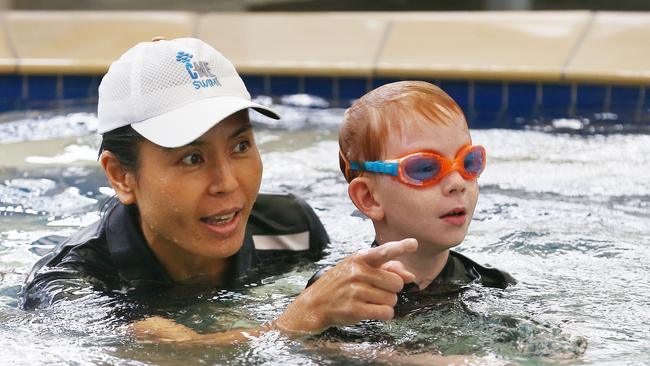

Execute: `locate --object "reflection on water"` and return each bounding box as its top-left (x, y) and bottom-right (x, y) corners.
top-left (1, 101), bottom-right (649, 365)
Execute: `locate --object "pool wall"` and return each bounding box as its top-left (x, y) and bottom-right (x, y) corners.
top-left (1, 11), bottom-right (649, 126)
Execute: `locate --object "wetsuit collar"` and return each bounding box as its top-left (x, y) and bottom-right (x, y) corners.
top-left (105, 202), bottom-right (256, 289)
top-left (105, 203), bottom-right (174, 288)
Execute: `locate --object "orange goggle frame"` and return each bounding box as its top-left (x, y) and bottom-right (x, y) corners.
top-left (345, 144), bottom-right (486, 187)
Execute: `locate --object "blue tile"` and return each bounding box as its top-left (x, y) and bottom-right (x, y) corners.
top-left (338, 77), bottom-right (368, 101)
top-left (541, 83), bottom-right (572, 117)
top-left (576, 85), bottom-right (606, 115)
top-left (474, 82), bottom-right (503, 112)
top-left (304, 77), bottom-right (333, 100)
top-left (242, 75), bottom-right (266, 97)
top-left (28, 75), bottom-right (58, 101)
top-left (270, 76), bottom-right (299, 96)
top-left (88, 76), bottom-right (100, 98)
top-left (641, 87), bottom-right (650, 122)
top-left (371, 77), bottom-right (401, 89)
top-left (63, 75), bottom-right (93, 99)
top-left (0, 99), bottom-right (17, 112)
top-left (0, 75), bottom-right (23, 98)
top-left (611, 86), bottom-right (640, 110)
top-left (471, 111), bottom-right (501, 129)
top-left (608, 86), bottom-right (641, 122)
top-left (508, 82), bottom-right (537, 115)
top-left (438, 80), bottom-right (469, 110)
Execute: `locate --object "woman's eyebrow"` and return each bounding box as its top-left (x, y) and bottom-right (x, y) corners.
top-left (228, 123), bottom-right (253, 139)
top-left (171, 124), bottom-right (253, 150)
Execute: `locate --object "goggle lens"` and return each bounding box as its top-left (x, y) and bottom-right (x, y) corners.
top-left (403, 154), bottom-right (441, 184)
top-left (401, 146), bottom-right (485, 185)
top-left (463, 147), bottom-right (485, 176)
top-left (346, 144), bottom-right (486, 187)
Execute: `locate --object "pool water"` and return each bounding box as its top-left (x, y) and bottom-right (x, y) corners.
top-left (1, 98), bottom-right (649, 365)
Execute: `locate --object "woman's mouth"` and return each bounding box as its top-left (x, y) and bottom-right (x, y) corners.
top-left (200, 209), bottom-right (241, 236)
top-left (440, 207), bottom-right (467, 226)
top-left (201, 211), bottom-right (237, 224)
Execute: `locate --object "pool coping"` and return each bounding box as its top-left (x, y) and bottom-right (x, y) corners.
top-left (0, 10), bottom-right (648, 85)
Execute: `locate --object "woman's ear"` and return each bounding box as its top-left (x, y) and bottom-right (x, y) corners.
top-left (348, 177), bottom-right (385, 221)
top-left (99, 151), bottom-right (137, 205)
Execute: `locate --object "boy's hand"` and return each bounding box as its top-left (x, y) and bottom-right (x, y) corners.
top-left (381, 259), bottom-right (416, 284)
top-left (131, 316), bottom-right (199, 343)
top-left (274, 238), bottom-right (417, 334)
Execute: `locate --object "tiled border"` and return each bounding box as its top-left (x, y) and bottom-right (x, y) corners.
top-left (2, 73), bottom-right (647, 126)
top-left (1, 11), bottom-right (650, 84)
top-left (0, 11), bottom-right (649, 125)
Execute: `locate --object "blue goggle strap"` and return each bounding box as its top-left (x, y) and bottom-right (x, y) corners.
top-left (349, 161), bottom-right (399, 177)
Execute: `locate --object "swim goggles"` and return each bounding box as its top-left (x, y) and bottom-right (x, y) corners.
top-left (347, 144), bottom-right (486, 187)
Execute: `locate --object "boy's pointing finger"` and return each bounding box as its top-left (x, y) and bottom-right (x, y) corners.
top-left (359, 238), bottom-right (418, 268)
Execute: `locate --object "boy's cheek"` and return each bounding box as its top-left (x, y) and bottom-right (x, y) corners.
top-left (467, 183), bottom-right (480, 217)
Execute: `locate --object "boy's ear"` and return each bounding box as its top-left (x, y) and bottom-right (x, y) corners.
top-left (99, 151), bottom-right (137, 205)
top-left (348, 177), bottom-right (385, 221)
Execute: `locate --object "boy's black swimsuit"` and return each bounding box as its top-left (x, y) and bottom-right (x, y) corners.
top-left (312, 242), bottom-right (517, 345)
top-left (306, 240), bottom-right (516, 300)
top-left (20, 192), bottom-right (329, 311)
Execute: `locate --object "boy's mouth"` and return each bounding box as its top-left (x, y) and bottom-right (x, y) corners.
top-left (440, 207), bottom-right (466, 219)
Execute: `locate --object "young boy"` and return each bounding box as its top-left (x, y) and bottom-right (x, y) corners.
top-left (325, 80), bottom-right (515, 298)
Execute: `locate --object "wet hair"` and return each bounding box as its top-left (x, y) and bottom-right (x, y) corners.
top-left (97, 125), bottom-right (145, 213)
top-left (338, 80), bottom-right (467, 183)
top-left (97, 125), bottom-right (145, 172)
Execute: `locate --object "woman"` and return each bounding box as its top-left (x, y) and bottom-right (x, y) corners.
top-left (19, 37), bottom-right (417, 342)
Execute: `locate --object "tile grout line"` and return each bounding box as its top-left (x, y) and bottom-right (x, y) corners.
top-left (0, 12), bottom-right (26, 105)
top-left (561, 10), bottom-right (597, 81)
top-left (0, 13), bottom-right (19, 73)
top-left (369, 19), bottom-right (394, 88)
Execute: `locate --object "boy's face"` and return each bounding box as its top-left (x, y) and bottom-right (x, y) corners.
top-left (371, 117), bottom-right (478, 254)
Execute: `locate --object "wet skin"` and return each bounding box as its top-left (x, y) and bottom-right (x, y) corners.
top-left (115, 111), bottom-right (262, 283)
top-left (370, 118), bottom-right (479, 256)
top-left (102, 111), bottom-right (419, 339)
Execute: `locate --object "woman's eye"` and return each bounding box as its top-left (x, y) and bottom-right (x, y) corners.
top-left (233, 141), bottom-right (250, 153)
top-left (181, 153), bottom-right (204, 165)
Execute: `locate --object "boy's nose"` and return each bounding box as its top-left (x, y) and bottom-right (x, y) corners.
top-left (441, 171), bottom-right (467, 195)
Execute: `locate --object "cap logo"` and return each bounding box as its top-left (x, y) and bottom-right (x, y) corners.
top-left (175, 51), bottom-right (222, 90)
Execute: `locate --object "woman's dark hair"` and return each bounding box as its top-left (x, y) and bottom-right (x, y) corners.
top-left (98, 125), bottom-right (146, 214)
top-left (98, 125), bottom-right (145, 172)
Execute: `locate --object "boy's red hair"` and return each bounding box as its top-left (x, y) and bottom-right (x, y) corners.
top-left (338, 81), bottom-right (467, 182)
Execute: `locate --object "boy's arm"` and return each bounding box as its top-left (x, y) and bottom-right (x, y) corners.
top-left (132, 239), bottom-right (418, 344)
top-left (133, 317), bottom-right (485, 366)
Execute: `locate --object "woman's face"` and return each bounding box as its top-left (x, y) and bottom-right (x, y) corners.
top-left (128, 111), bottom-right (262, 260)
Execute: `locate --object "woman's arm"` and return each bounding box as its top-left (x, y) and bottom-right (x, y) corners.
top-left (132, 239), bottom-right (418, 344)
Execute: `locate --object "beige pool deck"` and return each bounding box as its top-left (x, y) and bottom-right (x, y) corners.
top-left (0, 10), bottom-right (649, 85)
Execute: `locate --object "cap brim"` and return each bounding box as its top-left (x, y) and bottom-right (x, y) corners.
top-left (131, 96), bottom-right (280, 148)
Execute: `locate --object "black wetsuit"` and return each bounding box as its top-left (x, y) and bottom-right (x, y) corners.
top-left (20, 192), bottom-right (329, 310)
top-left (310, 241), bottom-right (517, 346)
top-left (307, 240), bottom-right (516, 309)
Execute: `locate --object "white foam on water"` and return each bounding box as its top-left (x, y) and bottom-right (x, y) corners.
top-left (0, 112), bottom-right (98, 144)
top-left (0, 181), bottom-right (97, 216)
top-left (1, 105), bottom-right (649, 365)
top-left (46, 211), bottom-right (100, 227)
top-left (25, 144), bottom-right (97, 164)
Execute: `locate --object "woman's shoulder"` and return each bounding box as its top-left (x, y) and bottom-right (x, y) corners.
top-left (248, 191), bottom-right (330, 255)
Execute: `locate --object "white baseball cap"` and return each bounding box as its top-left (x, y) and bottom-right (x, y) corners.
top-left (97, 37), bottom-right (279, 148)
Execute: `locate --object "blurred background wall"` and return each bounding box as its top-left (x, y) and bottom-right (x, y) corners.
top-left (2, 0), bottom-right (650, 12)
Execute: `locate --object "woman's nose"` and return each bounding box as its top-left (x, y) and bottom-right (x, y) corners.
top-left (207, 160), bottom-right (238, 196)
